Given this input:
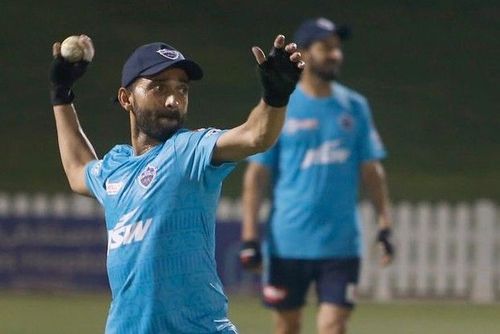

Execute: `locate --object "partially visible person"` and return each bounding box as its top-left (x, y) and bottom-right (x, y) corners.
top-left (240, 18), bottom-right (394, 334)
top-left (49, 33), bottom-right (303, 333)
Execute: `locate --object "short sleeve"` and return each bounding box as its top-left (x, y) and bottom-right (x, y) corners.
top-left (174, 128), bottom-right (236, 185)
top-left (356, 99), bottom-right (387, 162)
top-left (85, 159), bottom-right (106, 204)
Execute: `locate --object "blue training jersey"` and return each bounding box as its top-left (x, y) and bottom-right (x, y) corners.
top-left (249, 83), bottom-right (386, 259)
top-left (85, 128), bottom-right (238, 334)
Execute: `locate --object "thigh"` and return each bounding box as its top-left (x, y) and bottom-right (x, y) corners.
top-left (262, 257), bottom-right (314, 310)
top-left (315, 258), bottom-right (360, 308)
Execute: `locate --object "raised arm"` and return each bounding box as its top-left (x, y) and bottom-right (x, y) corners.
top-left (212, 35), bottom-right (304, 163)
top-left (50, 35), bottom-right (97, 195)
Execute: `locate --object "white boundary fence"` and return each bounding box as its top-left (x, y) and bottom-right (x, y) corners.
top-left (0, 193), bottom-right (499, 303)
top-left (220, 198), bottom-right (500, 303)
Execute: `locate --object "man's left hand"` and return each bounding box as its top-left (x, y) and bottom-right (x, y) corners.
top-left (252, 35), bottom-right (305, 108)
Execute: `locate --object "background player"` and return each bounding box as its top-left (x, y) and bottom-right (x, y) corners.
top-left (240, 18), bottom-right (394, 334)
top-left (49, 34), bottom-right (303, 333)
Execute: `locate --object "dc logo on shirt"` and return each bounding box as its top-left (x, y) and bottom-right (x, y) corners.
top-left (338, 113), bottom-right (355, 131)
top-left (138, 165), bottom-right (157, 188)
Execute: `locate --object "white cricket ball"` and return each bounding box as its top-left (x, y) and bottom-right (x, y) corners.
top-left (60, 35), bottom-right (84, 62)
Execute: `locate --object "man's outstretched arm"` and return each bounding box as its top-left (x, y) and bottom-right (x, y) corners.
top-left (212, 35), bottom-right (304, 163)
top-left (50, 35), bottom-right (97, 195)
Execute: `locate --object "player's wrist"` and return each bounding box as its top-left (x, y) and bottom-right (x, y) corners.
top-left (241, 239), bottom-right (260, 248)
top-left (376, 227), bottom-right (391, 240)
top-left (376, 227), bottom-right (394, 257)
top-left (262, 93), bottom-right (290, 108)
top-left (50, 85), bottom-right (75, 106)
top-left (239, 239), bottom-right (262, 270)
top-left (49, 57), bottom-right (90, 106)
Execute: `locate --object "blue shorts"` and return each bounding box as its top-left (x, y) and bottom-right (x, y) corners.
top-left (262, 257), bottom-right (360, 310)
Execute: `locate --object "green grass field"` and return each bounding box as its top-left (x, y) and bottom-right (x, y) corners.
top-left (0, 292), bottom-right (499, 333)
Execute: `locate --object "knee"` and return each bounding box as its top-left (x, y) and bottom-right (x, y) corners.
top-left (275, 314), bottom-right (301, 334)
top-left (319, 314), bottom-right (348, 334)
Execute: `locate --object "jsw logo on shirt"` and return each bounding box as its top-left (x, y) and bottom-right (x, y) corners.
top-left (301, 140), bottom-right (350, 169)
top-left (108, 208), bottom-right (153, 253)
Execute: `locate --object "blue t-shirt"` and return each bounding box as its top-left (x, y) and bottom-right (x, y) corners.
top-left (249, 83), bottom-right (386, 259)
top-left (85, 128), bottom-right (238, 334)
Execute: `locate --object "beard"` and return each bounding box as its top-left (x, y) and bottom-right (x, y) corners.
top-left (134, 106), bottom-right (185, 142)
top-left (309, 60), bottom-right (341, 82)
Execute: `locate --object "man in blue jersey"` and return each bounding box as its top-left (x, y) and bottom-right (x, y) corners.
top-left (240, 18), bottom-right (394, 334)
top-left (49, 34), bottom-right (303, 333)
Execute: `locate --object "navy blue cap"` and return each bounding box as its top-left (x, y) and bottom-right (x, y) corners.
top-left (293, 17), bottom-right (351, 49)
top-left (121, 42), bottom-right (203, 87)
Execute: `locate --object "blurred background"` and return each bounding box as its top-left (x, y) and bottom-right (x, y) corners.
top-left (0, 0), bottom-right (499, 333)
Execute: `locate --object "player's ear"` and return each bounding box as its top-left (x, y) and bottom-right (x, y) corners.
top-left (117, 87), bottom-right (133, 112)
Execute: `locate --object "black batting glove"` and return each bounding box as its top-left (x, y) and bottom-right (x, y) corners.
top-left (239, 240), bottom-right (262, 270)
top-left (49, 56), bottom-right (89, 105)
top-left (257, 45), bottom-right (302, 107)
top-left (376, 227), bottom-right (395, 257)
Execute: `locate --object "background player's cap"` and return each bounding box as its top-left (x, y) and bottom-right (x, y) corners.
top-left (293, 17), bottom-right (351, 49)
top-left (121, 42), bottom-right (203, 87)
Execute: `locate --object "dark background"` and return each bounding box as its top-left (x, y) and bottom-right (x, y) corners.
top-left (1, 0), bottom-right (498, 200)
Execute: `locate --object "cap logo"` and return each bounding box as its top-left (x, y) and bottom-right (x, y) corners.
top-left (156, 49), bottom-right (180, 60)
top-left (316, 18), bottom-right (335, 31)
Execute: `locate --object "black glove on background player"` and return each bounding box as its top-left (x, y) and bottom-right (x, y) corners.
top-left (239, 240), bottom-right (262, 270)
top-left (376, 227), bottom-right (394, 258)
top-left (49, 57), bottom-right (89, 105)
top-left (257, 46), bottom-right (302, 108)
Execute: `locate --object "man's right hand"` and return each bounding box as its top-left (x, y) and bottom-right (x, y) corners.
top-left (49, 35), bottom-right (94, 106)
top-left (239, 240), bottom-right (262, 271)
